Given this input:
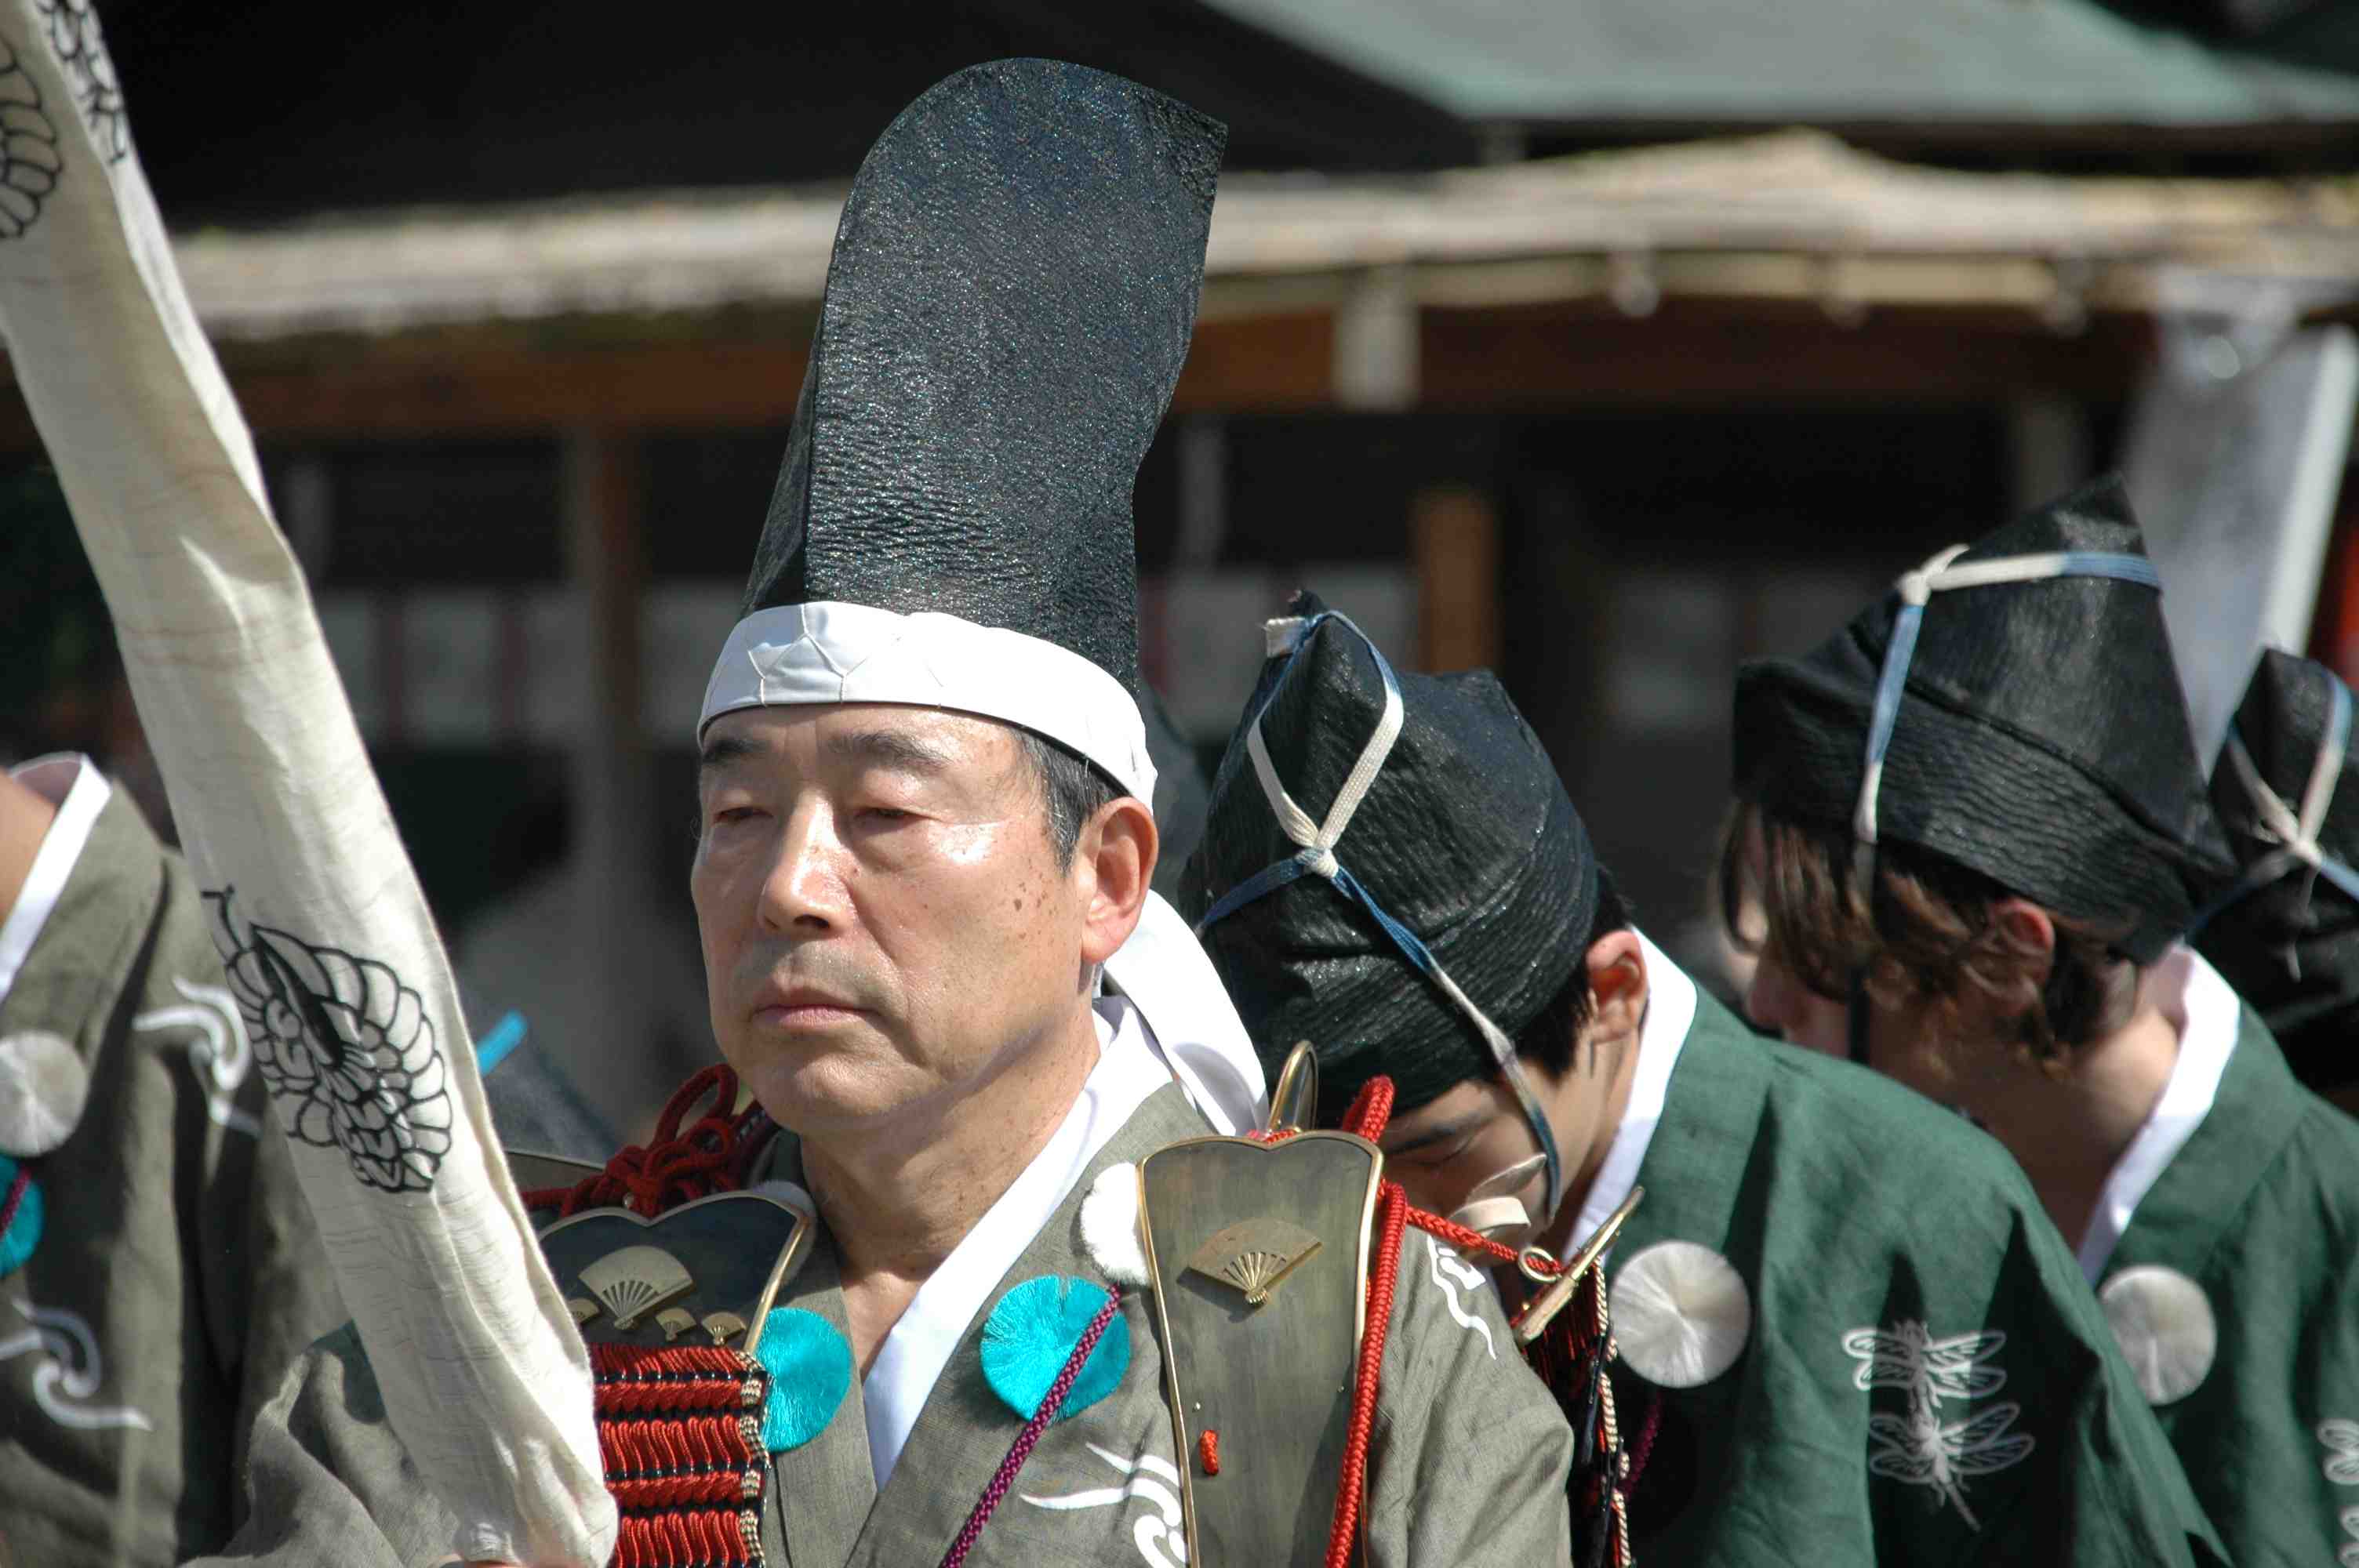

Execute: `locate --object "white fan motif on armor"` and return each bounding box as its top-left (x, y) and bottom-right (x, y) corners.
top-left (1021, 1442), bottom-right (1188, 1567)
top-left (0, 1298), bottom-right (150, 1432)
top-left (1425, 1235), bottom-right (1496, 1359)
top-left (136, 977), bottom-right (262, 1137)
top-left (2340, 1504), bottom-right (2359, 1568)
top-left (1842, 1321), bottom-right (2034, 1530)
top-left (2325, 1417), bottom-right (2359, 1485)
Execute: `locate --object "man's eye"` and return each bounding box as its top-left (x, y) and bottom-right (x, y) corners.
top-left (857, 806), bottom-right (916, 824)
top-left (711, 805), bottom-right (765, 826)
top-left (1409, 1137), bottom-right (1474, 1169)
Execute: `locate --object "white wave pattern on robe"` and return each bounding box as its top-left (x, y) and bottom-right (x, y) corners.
top-left (0, 6), bottom-right (613, 1563)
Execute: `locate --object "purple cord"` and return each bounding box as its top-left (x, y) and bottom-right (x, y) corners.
top-left (938, 1288), bottom-right (1125, 1568)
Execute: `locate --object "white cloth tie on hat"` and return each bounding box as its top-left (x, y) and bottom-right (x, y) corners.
top-left (1212, 611), bottom-right (1565, 1216)
top-left (2218, 690), bottom-right (2346, 885)
top-left (1852, 543), bottom-right (2162, 891)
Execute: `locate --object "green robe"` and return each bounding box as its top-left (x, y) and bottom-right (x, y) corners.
top-left (199, 1083), bottom-right (1575, 1566)
top-left (1605, 988), bottom-right (2225, 1566)
top-left (0, 782), bottom-right (343, 1567)
top-left (2098, 1004), bottom-right (2359, 1566)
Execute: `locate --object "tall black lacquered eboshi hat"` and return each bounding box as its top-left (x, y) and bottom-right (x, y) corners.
top-left (742, 59), bottom-right (1221, 695)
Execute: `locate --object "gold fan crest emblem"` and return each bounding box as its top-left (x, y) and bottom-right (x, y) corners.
top-left (1187, 1218), bottom-right (1325, 1307)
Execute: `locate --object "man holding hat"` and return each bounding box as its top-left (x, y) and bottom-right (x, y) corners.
top-left (1725, 477), bottom-right (2355, 1566)
top-left (1187, 591), bottom-right (2223, 1565)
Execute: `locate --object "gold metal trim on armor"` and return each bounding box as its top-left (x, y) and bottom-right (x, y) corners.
top-left (1139, 1129), bottom-right (1385, 1567)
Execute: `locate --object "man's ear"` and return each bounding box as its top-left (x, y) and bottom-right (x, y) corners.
top-left (1989, 897), bottom-right (2057, 1008)
top-left (1077, 796), bottom-right (1158, 967)
top-left (1583, 930), bottom-right (1648, 1047)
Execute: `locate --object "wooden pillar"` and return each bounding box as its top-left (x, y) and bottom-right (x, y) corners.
top-left (561, 430), bottom-right (666, 1129)
top-left (1410, 485), bottom-right (1502, 673)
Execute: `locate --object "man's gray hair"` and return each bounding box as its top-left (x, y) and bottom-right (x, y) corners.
top-left (1020, 730), bottom-right (1123, 866)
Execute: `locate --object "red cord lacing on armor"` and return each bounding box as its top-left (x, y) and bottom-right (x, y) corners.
top-left (1322, 1076), bottom-right (1399, 1568)
top-left (523, 1064), bottom-right (766, 1218)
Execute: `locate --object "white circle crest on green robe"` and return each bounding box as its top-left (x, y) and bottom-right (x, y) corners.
top-left (2099, 1264), bottom-right (2216, 1405)
top-left (1610, 1240), bottom-right (1751, 1388)
top-left (0, 1031), bottom-right (90, 1157)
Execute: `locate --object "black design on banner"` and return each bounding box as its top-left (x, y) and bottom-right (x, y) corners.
top-left (32, 0), bottom-right (122, 163)
top-left (206, 888), bottom-right (453, 1192)
top-left (0, 35), bottom-right (60, 238)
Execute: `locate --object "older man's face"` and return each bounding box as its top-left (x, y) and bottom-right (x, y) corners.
top-left (691, 703), bottom-right (1089, 1137)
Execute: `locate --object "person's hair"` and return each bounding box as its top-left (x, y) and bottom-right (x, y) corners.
top-left (1713, 800), bottom-right (2138, 1076)
top-left (1512, 869), bottom-right (1630, 1078)
top-left (1020, 730), bottom-right (1123, 868)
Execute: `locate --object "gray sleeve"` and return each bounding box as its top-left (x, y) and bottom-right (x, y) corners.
top-left (1363, 1229), bottom-right (1574, 1567)
top-left (185, 1327), bottom-right (460, 1568)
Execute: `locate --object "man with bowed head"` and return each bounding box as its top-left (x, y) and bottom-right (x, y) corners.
top-left (1725, 479), bottom-right (2359, 1568)
top-left (1185, 592), bottom-right (2224, 1565)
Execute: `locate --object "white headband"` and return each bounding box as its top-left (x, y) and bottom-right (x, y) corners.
top-left (700, 601), bottom-right (1157, 804)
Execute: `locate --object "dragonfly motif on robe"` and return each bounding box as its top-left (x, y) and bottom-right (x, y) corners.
top-left (1844, 1321), bottom-right (2035, 1528)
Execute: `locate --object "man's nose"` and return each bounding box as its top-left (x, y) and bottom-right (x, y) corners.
top-left (758, 803), bottom-right (849, 933)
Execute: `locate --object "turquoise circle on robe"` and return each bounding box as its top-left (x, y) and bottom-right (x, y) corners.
top-left (0, 1156), bottom-right (43, 1278)
top-left (754, 1307), bottom-right (852, 1453)
top-left (980, 1274), bottom-right (1129, 1424)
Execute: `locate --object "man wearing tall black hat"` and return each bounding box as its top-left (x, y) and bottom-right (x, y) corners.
top-left (1725, 475), bottom-right (2354, 1567)
top-left (18, 60), bottom-right (1578, 1568)
top-left (1186, 593), bottom-right (2226, 1565)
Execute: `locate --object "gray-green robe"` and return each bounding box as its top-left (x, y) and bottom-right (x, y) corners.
top-left (0, 782), bottom-right (343, 1567)
top-left (1604, 989), bottom-right (2226, 1566)
top-left (200, 1083), bottom-right (1574, 1566)
top-left (2097, 1004), bottom-right (2359, 1566)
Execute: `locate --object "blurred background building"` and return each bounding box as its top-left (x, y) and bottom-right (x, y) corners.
top-left (5, 0), bottom-right (2358, 1136)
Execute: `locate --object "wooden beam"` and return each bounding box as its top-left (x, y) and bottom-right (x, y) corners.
top-left (0, 310), bottom-right (1332, 449)
top-left (1419, 299), bottom-right (2157, 405)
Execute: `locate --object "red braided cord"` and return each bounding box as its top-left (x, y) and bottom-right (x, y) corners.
top-left (1338, 1076), bottom-right (1394, 1142)
top-left (1197, 1428), bottom-right (1220, 1476)
top-left (523, 1063), bottom-right (756, 1217)
top-left (1625, 1384), bottom-right (1664, 1490)
top-left (1326, 1178), bottom-right (1407, 1568)
top-left (614, 1505), bottom-right (753, 1568)
top-left (937, 1289), bottom-right (1125, 1568)
top-left (0, 1165), bottom-right (28, 1239)
top-left (589, 1340), bottom-right (758, 1381)
top-left (609, 1470), bottom-right (757, 1509)
top-left (599, 1411), bottom-right (758, 1479)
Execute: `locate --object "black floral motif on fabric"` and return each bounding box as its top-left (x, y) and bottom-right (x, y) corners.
top-left (206, 888), bottom-right (453, 1192)
top-left (32, 0), bottom-right (121, 163)
top-left (0, 35), bottom-right (60, 238)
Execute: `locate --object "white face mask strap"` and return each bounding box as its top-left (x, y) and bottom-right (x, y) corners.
top-left (1851, 543), bottom-right (2164, 898)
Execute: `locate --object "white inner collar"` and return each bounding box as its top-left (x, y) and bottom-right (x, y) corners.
top-left (2075, 946), bottom-right (2240, 1283)
top-left (1568, 929), bottom-right (1697, 1246)
top-left (0, 754), bottom-right (114, 1008)
top-left (860, 994), bottom-right (1173, 1487)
